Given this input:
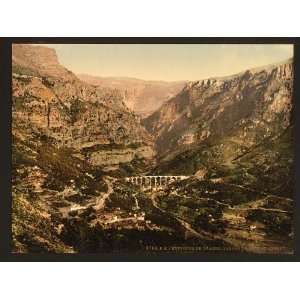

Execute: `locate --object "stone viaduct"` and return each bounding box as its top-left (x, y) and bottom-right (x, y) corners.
top-left (125, 175), bottom-right (189, 189)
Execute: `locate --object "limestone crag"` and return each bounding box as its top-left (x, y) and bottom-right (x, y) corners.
top-left (12, 44), bottom-right (154, 166)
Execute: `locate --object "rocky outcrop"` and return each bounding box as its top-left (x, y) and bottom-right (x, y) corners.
top-left (12, 44), bottom-right (76, 80)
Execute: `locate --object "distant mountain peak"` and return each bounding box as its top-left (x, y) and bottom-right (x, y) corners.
top-left (78, 73), bottom-right (186, 117)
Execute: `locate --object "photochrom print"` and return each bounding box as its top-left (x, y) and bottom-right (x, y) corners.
top-left (11, 43), bottom-right (294, 255)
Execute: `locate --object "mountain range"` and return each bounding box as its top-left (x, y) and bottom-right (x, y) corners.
top-left (144, 58), bottom-right (293, 196)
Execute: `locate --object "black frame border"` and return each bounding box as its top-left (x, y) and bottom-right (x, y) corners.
top-left (1, 37), bottom-right (299, 262)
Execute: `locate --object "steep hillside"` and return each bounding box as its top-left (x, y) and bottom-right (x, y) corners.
top-left (145, 59), bottom-right (293, 198)
top-left (12, 44), bottom-right (154, 168)
top-left (78, 74), bottom-right (185, 117)
top-left (141, 60), bottom-right (294, 254)
top-left (144, 59), bottom-right (293, 162)
top-left (12, 44), bottom-right (155, 252)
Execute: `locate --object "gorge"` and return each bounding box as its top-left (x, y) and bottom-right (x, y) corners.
top-left (12, 44), bottom-right (294, 254)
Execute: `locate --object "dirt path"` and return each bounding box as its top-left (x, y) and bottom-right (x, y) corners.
top-left (93, 176), bottom-right (116, 210)
top-left (59, 176), bottom-right (116, 218)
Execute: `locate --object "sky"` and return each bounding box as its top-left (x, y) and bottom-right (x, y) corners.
top-left (46, 44), bottom-right (293, 82)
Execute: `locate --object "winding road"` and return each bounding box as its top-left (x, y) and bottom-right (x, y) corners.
top-left (93, 176), bottom-right (116, 210)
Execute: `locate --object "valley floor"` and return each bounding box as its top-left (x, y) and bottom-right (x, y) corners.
top-left (15, 175), bottom-right (291, 255)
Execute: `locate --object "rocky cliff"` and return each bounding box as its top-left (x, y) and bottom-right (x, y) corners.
top-left (12, 44), bottom-right (76, 80)
top-left (12, 44), bottom-right (155, 168)
top-left (144, 59), bottom-right (293, 158)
